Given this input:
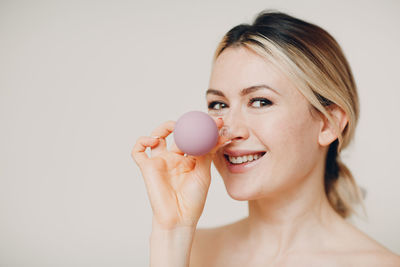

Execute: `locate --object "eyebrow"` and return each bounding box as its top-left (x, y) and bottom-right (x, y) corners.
top-left (205, 84), bottom-right (280, 97)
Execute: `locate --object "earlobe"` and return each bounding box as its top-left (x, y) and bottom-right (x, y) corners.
top-left (318, 105), bottom-right (348, 147)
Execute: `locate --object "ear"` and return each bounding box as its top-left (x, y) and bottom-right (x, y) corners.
top-left (318, 104), bottom-right (348, 147)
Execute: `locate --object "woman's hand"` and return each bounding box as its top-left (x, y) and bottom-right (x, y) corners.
top-left (131, 118), bottom-right (229, 230)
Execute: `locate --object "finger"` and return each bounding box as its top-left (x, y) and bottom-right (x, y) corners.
top-left (169, 140), bottom-right (185, 155)
top-left (213, 117), bottom-right (231, 141)
top-left (150, 120), bottom-right (176, 139)
top-left (150, 120), bottom-right (176, 156)
top-left (214, 117), bottom-right (224, 128)
top-left (209, 136), bottom-right (231, 156)
top-left (212, 117), bottom-right (232, 152)
top-left (131, 136), bottom-right (160, 166)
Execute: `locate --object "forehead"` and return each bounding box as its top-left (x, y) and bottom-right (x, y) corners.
top-left (209, 46), bottom-right (292, 96)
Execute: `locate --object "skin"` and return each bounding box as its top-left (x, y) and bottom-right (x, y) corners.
top-left (189, 46), bottom-right (400, 266)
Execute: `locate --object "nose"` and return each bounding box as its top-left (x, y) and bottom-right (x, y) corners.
top-left (220, 107), bottom-right (250, 142)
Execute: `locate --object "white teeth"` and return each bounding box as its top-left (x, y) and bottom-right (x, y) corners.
top-left (227, 153), bottom-right (264, 164)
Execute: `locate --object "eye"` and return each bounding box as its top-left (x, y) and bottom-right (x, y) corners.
top-left (249, 97), bottom-right (272, 108)
top-left (208, 101), bottom-right (228, 110)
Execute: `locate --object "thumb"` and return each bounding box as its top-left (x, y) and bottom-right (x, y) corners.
top-left (210, 117), bottom-right (232, 154)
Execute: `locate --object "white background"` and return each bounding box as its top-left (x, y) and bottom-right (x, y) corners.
top-left (1, 0), bottom-right (399, 266)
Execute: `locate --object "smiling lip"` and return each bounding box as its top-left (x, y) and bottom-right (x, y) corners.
top-left (222, 148), bottom-right (267, 173)
top-left (223, 148), bottom-right (267, 157)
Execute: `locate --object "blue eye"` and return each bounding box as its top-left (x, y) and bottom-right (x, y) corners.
top-left (208, 101), bottom-right (228, 110)
top-left (249, 98), bottom-right (272, 108)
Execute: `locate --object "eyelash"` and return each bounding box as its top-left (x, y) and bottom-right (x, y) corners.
top-left (207, 97), bottom-right (272, 110)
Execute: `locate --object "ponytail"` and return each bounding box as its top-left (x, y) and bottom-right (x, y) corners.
top-left (325, 140), bottom-right (365, 218)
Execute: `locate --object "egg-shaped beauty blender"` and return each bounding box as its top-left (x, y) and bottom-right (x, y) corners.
top-left (173, 111), bottom-right (219, 156)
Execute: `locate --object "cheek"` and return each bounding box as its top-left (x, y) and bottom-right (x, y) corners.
top-left (253, 110), bottom-right (320, 167)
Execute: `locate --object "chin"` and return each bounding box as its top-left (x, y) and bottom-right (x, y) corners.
top-left (223, 178), bottom-right (261, 201)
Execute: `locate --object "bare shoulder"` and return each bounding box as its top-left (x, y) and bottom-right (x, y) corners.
top-left (286, 231), bottom-right (400, 267)
top-left (334, 221), bottom-right (400, 266)
top-left (189, 218), bottom-right (400, 266)
top-left (351, 240), bottom-right (400, 266)
top-left (330, 248), bottom-right (400, 267)
top-left (287, 248), bottom-right (400, 267)
top-left (359, 250), bottom-right (400, 266)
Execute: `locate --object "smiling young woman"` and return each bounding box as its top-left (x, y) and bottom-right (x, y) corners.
top-left (206, 11), bottom-right (361, 218)
top-left (132, 10), bottom-right (400, 267)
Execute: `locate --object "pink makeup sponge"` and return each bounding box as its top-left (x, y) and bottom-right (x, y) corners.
top-left (173, 111), bottom-right (219, 156)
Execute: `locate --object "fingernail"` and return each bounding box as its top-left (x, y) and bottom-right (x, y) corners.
top-left (151, 136), bottom-right (160, 139)
top-left (219, 126), bottom-right (231, 138)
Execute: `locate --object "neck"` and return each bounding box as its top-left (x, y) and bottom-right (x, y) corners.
top-left (244, 160), bottom-right (343, 256)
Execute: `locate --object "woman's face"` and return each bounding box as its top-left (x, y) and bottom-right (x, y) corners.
top-left (207, 47), bottom-right (325, 200)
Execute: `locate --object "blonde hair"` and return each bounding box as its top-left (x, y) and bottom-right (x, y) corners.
top-left (213, 10), bottom-right (364, 218)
